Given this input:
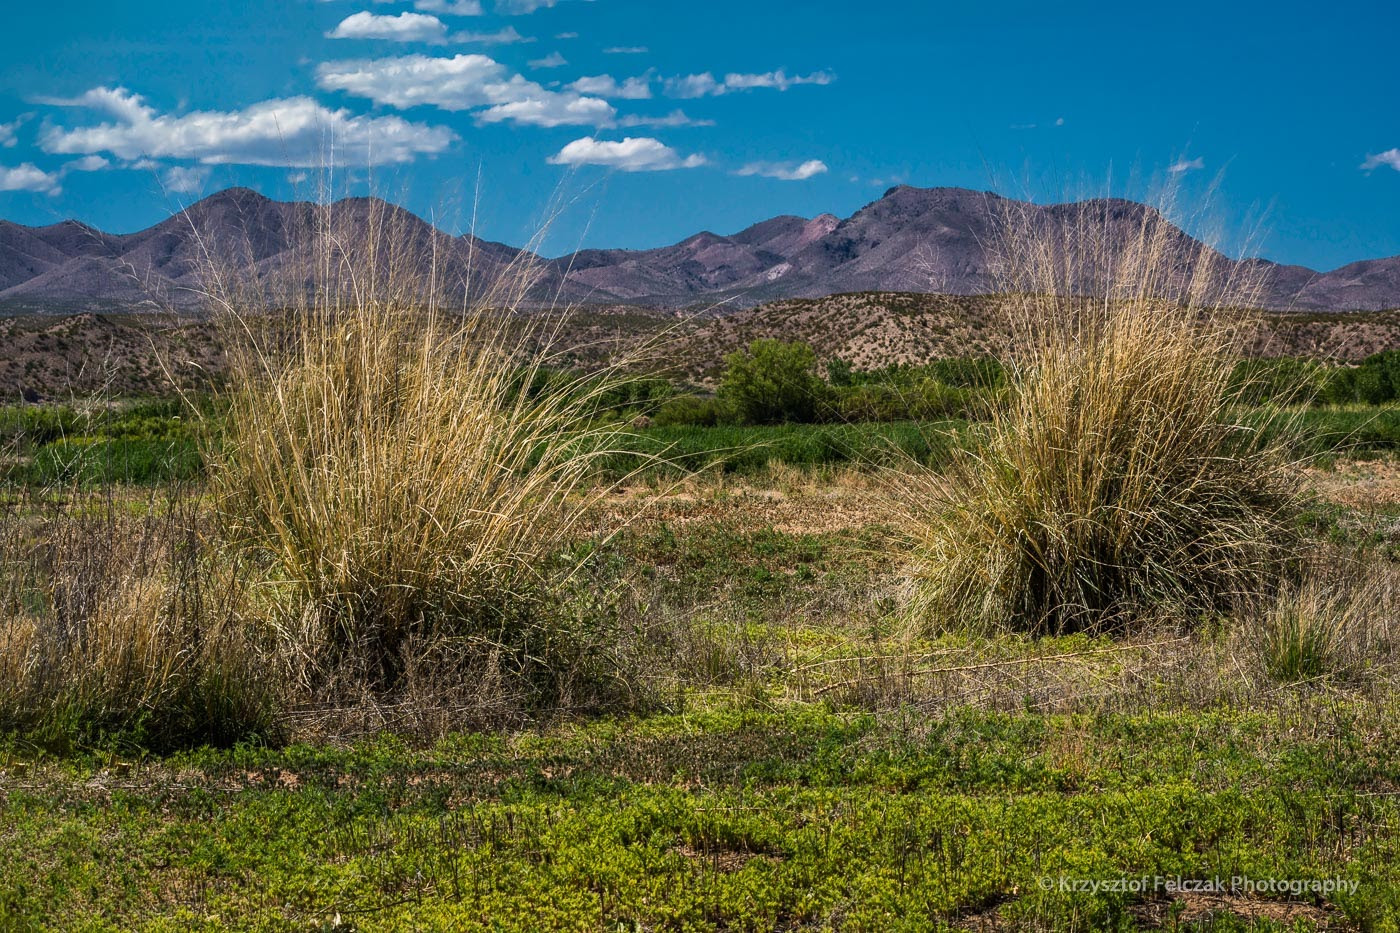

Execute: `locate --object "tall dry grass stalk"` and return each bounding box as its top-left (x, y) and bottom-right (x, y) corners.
top-left (906, 193), bottom-right (1303, 634)
top-left (0, 489), bottom-right (273, 751)
top-left (199, 192), bottom-right (649, 709)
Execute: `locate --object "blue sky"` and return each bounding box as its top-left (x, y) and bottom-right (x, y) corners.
top-left (0, 0), bottom-right (1395, 269)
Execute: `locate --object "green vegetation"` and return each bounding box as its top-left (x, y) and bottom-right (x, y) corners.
top-left (719, 338), bottom-right (832, 425)
top-left (4, 701), bottom-right (1398, 930)
top-left (1233, 350), bottom-right (1400, 406)
top-left (1, 398), bottom-right (208, 486)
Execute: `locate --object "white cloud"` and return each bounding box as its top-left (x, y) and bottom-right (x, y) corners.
top-left (615, 110), bottom-right (712, 128)
top-left (663, 73), bottom-right (721, 99)
top-left (1168, 156), bottom-right (1205, 174)
top-left (329, 11), bottom-right (449, 43)
top-left (0, 115), bottom-right (31, 148)
top-left (529, 51), bottom-right (568, 68)
top-left (317, 54), bottom-right (614, 127)
top-left (318, 0), bottom-right (486, 12)
top-left (555, 31), bottom-right (579, 39)
top-left (548, 136), bottom-right (705, 172)
top-left (64, 155), bottom-right (110, 173)
top-left (477, 95), bottom-right (614, 127)
top-left (603, 46), bottom-right (648, 55)
top-left (40, 87), bottom-right (456, 167)
top-left (664, 69), bottom-right (834, 98)
top-left (0, 163), bottom-right (61, 194)
top-left (453, 26), bottom-right (531, 44)
top-left (163, 165), bottom-right (210, 193)
top-left (415, 0), bottom-right (484, 13)
top-left (723, 69), bottom-right (835, 91)
top-left (1361, 149), bottom-right (1400, 172)
top-left (496, 0), bottom-right (586, 12)
top-left (736, 159), bottom-right (828, 181)
top-left (566, 73), bottom-right (651, 99)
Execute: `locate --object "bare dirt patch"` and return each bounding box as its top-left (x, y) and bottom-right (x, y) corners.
top-left (1308, 457), bottom-right (1400, 511)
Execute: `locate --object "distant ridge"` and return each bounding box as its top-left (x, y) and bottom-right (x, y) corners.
top-left (2, 185), bottom-right (1399, 313)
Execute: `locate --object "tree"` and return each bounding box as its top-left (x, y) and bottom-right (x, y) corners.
top-left (719, 339), bottom-right (829, 424)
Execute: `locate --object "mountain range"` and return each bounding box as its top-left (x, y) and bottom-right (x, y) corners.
top-left (1, 185), bottom-right (1398, 313)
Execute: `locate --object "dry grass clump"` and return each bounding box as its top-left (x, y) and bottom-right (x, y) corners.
top-left (1252, 556), bottom-right (1400, 683)
top-left (906, 196), bottom-right (1303, 635)
top-left (0, 490), bottom-right (274, 752)
top-left (203, 196), bottom-right (645, 721)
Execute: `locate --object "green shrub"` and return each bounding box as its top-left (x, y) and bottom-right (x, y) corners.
top-left (837, 384), bottom-right (904, 423)
top-left (653, 394), bottom-right (731, 428)
top-left (719, 339), bottom-right (833, 425)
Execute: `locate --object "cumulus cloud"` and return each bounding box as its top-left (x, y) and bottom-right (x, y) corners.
top-left (736, 159), bottom-right (828, 181)
top-left (662, 73), bottom-right (722, 99)
top-left (0, 163), bottom-right (62, 194)
top-left (40, 86), bottom-right (456, 167)
top-left (317, 53), bottom-right (615, 127)
top-left (329, 11), bottom-right (449, 43)
top-left (603, 46), bottom-right (648, 55)
top-left (665, 69), bottom-right (834, 98)
top-left (477, 96), bottom-right (614, 127)
top-left (318, 0), bottom-right (486, 12)
top-left (1361, 149), bottom-right (1400, 172)
top-left (163, 165), bottom-right (210, 193)
top-left (529, 51), bottom-right (568, 68)
top-left (566, 73), bottom-right (651, 99)
top-left (548, 136), bottom-right (705, 172)
top-left (1168, 156), bottom-right (1205, 174)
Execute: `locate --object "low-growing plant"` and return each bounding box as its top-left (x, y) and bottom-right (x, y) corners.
top-left (653, 393), bottom-right (732, 428)
top-left (1253, 559), bottom-right (1399, 683)
top-left (1259, 587), bottom-right (1346, 682)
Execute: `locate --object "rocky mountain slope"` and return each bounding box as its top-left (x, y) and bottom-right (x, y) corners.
top-left (2, 186), bottom-right (1398, 313)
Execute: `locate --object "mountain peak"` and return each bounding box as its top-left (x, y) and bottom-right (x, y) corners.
top-left (3, 186), bottom-right (1397, 313)
top-left (191, 186), bottom-right (272, 209)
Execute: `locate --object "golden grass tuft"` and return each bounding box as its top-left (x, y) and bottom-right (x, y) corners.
top-left (203, 194), bottom-right (646, 711)
top-left (905, 194), bottom-right (1303, 634)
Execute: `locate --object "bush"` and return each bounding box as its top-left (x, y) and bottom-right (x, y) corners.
top-left (1229, 358), bottom-right (1329, 406)
top-left (719, 339), bottom-right (833, 425)
top-left (910, 378), bottom-right (982, 420)
top-left (836, 384), bottom-right (904, 423)
top-left (907, 201), bottom-right (1301, 635)
top-left (653, 394), bottom-right (731, 428)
